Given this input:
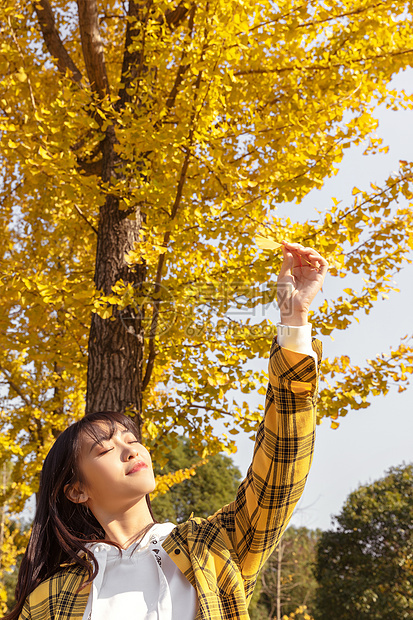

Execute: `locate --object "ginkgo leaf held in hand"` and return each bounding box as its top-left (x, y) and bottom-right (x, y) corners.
top-left (255, 235), bottom-right (282, 250)
top-left (256, 235), bottom-right (322, 272)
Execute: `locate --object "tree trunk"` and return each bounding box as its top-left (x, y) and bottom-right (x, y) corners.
top-left (85, 192), bottom-right (146, 438)
top-left (276, 540), bottom-right (283, 620)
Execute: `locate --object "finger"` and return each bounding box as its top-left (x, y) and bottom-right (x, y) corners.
top-left (281, 241), bottom-right (306, 252)
top-left (301, 252), bottom-right (329, 279)
top-left (282, 240), bottom-right (323, 257)
top-left (282, 242), bottom-right (315, 266)
top-left (319, 260), bottom-right (329, 278)
top-left (278, 245), bottom-right (295, 278)
top-left (289, 248), bottom-right (319, 270)
top-left (304, 251), bottom-right (329, 271)
top-left (282, 241), bottom-right (329, 270)
top-left (303, 247), bottom-right (329, 263)
top-left (284, 245), bottom-right (317, 261)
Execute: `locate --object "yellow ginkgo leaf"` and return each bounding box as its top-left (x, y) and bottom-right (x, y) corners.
top-left (39, 145), bottom-right (53, 160)
top-left (255, 235), bottom-right (282, 251)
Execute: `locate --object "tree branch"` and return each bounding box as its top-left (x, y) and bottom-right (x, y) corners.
top-left (188, 404), bottom-right (233, 417)
top-left (32, 0), bottom-right (83, 84)
top-left (8, 16), bottom-right (38, 113)
top-left (165, 1), bottom-right (190, 29)
top-left (0, 365), bottom-right (32, 407)
top-left (73, 204), bottom-right (98, 234)
top-left (117, 0), bottom-right (149, 108)
top-left (235, 48), bottom-right (413, 77)
top-left (118, 1), bottom-right (194, 111)
top-left (75, 157), bottom-right (103, 176)
top-left (142, 73), bottom-right (203, 391)
top-left (165, 5), bottom-right (196, 110)
top-left (142, 56), bottom-right (207, 390)
top-left (76, 0), bottom-right (110, 97)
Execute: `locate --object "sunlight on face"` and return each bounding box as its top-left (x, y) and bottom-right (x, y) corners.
top-left (77, 423), bottom-right (156, 515)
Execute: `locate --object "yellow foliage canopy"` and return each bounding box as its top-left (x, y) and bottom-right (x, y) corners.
top-left (0, 0), bottom-right (412, 526)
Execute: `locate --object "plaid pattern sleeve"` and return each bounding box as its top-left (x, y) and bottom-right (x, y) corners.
top-left (211, 336), bottom-right (322, 581)
top-left (18, 566), bottom-right (90, 620)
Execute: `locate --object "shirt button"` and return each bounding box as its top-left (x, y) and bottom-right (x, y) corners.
top-left (174, 549), bottom-right (181, 555)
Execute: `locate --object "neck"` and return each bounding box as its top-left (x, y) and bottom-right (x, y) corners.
top-left (90, 497), bottom-right (155, 548)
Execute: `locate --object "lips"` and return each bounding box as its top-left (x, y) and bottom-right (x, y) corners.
top-left (127, 461), bottom-right (148, 475)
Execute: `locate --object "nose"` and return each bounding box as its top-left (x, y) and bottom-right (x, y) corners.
top-left (123, 443), bottom-right (139, 461)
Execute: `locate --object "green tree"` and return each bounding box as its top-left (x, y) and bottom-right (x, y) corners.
top-left (314, 463), bottom-right (413, 620)
top-left (151, 437), bottom-right (242, 523)
top-left (251, 526), bottom-right (321, 620)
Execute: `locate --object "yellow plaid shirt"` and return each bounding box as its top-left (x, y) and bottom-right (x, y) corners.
top-left (20, 337), bottom-right (321, 620)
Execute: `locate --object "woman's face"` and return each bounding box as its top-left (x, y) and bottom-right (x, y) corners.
top-left (72, 423), bottom-right (156, 515)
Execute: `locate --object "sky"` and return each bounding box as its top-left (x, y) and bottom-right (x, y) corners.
top-left (226, 68), bottom-right (413, 531)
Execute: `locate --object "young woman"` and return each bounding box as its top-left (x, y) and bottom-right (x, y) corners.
top-left (6, 242), bottom-right (328, 620)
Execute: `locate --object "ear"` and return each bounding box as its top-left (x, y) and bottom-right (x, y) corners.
top-left (64, 481), bottom-right (89, 504)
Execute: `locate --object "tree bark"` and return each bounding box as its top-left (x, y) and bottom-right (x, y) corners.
top-left (277, 541), bottom-right (283, 620)
top-left (85, 194), bottom-right (146, 436)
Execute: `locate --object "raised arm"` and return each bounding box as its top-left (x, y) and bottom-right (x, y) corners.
top-left (214, 243), bottom-right (328, 582)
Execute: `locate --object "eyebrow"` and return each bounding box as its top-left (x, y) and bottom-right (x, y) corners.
top-left (88, 428), bottom-right (132, 454)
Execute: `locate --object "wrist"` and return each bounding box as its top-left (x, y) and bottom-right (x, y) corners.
top-left (279, 312), bottom-right (309, 327)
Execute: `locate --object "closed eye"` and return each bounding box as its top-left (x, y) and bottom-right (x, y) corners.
top-left (98, 447), bottom-right (114, 456)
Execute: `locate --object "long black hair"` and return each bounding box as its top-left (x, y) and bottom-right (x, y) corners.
top-left (4, 411), bottom-right (156, 620)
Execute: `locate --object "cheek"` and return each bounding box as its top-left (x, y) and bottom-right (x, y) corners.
top-left (78, 458), bottom-right (113, 492)
top-left (141, 446), bottom-right (152, 463)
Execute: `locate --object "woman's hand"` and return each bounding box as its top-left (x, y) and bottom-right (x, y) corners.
top-left (277, 241), bottom-right (329, 326)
